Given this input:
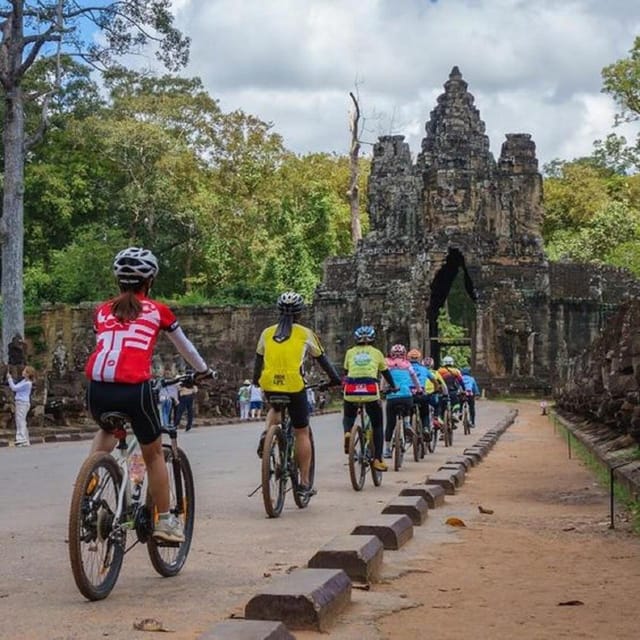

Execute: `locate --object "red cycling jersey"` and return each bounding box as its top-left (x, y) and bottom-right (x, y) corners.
top-left (85, 294), bottom-right (178, 384)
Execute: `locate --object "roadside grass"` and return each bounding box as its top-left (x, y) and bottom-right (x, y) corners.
top-left (551, 414), bottom-right (640, 534)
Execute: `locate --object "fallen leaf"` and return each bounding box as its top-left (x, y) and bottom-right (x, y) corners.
top-left (263, 572), bottom-right (271, 578)
top-left (445, 516), bottom-right (466, 527)
top-left (132, 618), bottom-right (173, 632)
top-left (478, 505), bottom-right (494, 515)
top-left (558, 600), bottom-right (584, 606)
top-left (562, 526), bottom-right (576, 532)
top-left (432, 604), bottom-right (453, 609)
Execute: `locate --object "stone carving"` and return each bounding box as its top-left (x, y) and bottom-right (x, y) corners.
top-left (314, 67), bottom-right (640, 394)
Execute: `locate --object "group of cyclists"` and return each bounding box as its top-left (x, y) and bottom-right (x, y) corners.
top-left (253, 289), bottom-right (481, 484)
top-left (81, 246), bottom-right (479, 541)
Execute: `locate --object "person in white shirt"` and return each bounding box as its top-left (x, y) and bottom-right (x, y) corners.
top-left (7, 366), bottom-right (36, 447)
top-left (249, 383), bottom-right (263, 419)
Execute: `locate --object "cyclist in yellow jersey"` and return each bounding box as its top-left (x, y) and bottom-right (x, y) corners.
top-left (342, 325), bottom-right (396, 471)
top-left (253, 291), bottom-right (341, 499)
top-left (423, 356), bottom-right (449, 430)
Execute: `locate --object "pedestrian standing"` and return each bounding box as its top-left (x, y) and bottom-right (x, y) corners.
top-left (7, 366), bottom-right (36, 447)
top-left (237, 379), bottom-right (252, 419)
top-left (249, 382), bottom-right (263, 419)
top-left (174, 378), bottom-right (198, 431)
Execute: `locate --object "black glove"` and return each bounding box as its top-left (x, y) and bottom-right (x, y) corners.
top-left (195, 367), bottom-right (216, 382)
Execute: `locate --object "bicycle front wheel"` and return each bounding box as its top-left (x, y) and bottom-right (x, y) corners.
top-left (261, 424), bottom-right (286, 517)
top-left (147, 444), bottom-right (195, 577)
top-left (293, 427), bottom-right (316, 508)
top-left (68, 452), bottom-right (125, 601)
top-left (348, 423), bottom-right (366, 491)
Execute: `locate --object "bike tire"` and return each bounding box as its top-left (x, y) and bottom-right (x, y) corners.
top-left (393, 418), bottom-right (403, 471)
top-left (431, 424), bottom-right (439, 452)
top-left (348, 423), bottom-right (366, 491)
top-left (444, 407), bottom-right (454, 447)
top-left (365, 414), bottom-right (383, 487)
top-left (293, 427), bottom-right (316, 508)
top-left (68, 452), bottom-right (125, 601)
top-left (412, 410), bottom-right (423, 462)
top-left (463, 404), bottom-right (471, 435)
top-left (147, 445), bottom-right (195, 577)
top-left (261, 424), bottom-right (286, 517)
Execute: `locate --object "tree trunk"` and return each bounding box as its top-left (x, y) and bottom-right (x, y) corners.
top-left (1, 89), bottom-right (26, 361)
top-left (347, 91), bottom-right (362, 248)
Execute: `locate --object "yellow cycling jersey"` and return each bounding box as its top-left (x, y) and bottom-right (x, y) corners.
top-left (257, 323), bottom-right (324, 392)
top-left (425, 369), bottom-right (446, 394)
top-left (343, 344), bottom-right (388, 402)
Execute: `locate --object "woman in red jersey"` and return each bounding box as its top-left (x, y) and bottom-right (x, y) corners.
top-left (85, 247), bottom-right (213, 543)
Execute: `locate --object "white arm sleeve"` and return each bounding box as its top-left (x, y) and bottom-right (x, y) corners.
top-left (166, 327), bottom-right (208, 373)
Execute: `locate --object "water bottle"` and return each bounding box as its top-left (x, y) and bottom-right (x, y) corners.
top-left (129, 452), bottom-right (146, 485)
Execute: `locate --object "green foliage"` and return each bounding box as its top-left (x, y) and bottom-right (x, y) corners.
top-left (437, 307), bottom-right (471, 367)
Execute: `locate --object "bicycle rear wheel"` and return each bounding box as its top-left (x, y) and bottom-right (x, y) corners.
top-left (147, 444), bottom-right (195, 577)
top-left (444, 407), bottom-right (454, 447)
top-left (68, 452), bottom-right (125, 601)
top-left (365, 414), bottom-right (383, 487)
top-left (293, 427), bottom-right (316, 508)
top-left (463, 403), bottom-right (472, 435)
top-left (412, 410), bottom-right (424, 461)
top-left (348, 423), bottom-right (366, 491)
top-left (393, 418), bottom-right (403, 471)
top-left (261, 424), bottom-right (286, 517)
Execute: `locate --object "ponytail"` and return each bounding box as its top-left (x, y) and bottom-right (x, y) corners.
top-left (111, 290), bottom-right (143, 323)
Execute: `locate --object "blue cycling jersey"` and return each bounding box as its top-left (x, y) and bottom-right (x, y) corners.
top-left (410, 362), bottom-right (437, 388)
top-left (386, 366), bottom-right (415, 399)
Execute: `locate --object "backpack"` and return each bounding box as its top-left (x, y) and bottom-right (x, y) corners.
top-left (238, 385), bottom-right (250, 402)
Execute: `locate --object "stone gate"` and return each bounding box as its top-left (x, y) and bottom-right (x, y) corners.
top-left (313, 67), bottom-right (640, 394)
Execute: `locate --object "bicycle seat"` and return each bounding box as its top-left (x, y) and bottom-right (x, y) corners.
top-left (99, 411), bottom-right (130, 432)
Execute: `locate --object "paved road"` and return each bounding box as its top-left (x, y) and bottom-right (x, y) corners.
top-left (0, 401), bottom-right (511, 640)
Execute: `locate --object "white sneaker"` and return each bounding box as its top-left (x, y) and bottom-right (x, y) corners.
top-left (153, 514), bottom-right (185, 543)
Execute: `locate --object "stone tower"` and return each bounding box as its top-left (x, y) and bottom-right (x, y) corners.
top-left (313, 67), bottom-right (639, 393)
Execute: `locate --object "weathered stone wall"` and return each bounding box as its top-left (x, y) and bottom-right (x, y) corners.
top-left (555, 300), bottom-right (640, 445)
top-left (314, 66), bottom-right (640, 395)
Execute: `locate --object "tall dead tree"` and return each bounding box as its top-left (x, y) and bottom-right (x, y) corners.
top-left (347, 91), bottom-right (362, 248)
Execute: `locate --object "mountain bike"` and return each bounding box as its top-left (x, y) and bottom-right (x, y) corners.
top-left (260, 387), bottom-right (321, 518)
top-left (68, 374), bottom-right (195, 601)
top-left (348, 404), bottom-right (383, 491)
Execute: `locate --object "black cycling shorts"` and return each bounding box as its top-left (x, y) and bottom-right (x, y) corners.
top-left (87, 380), bottom-right (162, 445)
top-left (264, 389), bottom-right (309, 429)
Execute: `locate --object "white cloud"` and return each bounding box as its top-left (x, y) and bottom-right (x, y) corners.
top-left (172, 0), bottom-right (640, 166)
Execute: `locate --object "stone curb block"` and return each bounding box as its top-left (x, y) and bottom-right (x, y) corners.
top-left (399, 484), bottom-right (446, 508)
top-left (351, 514), bottom-right (414, 550)
top-left (446, 455), bottom-right (474, 470)
top-left (424, 471), bottom-right (456, 494)
top-left (244, 568), bottom-right (351, 632)
top-left (464, 447), bottom-right (486, 461)
top-left (382, 495), bottom-right (429, 525)
top-left (198, 619), bottom-right (295, 639)
top-left (0, 439), bottom-right (9, 447)
top-left (308, 534), bottom-right (383, 584)
top-left (436, 465), bottom-right (466, 487)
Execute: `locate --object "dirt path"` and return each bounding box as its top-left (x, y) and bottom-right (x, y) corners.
top-left (298, 400), bottom-right (640, 640)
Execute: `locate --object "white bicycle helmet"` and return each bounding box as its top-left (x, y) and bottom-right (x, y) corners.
top-left (442, 355), bottom-right (455, 366)
top-left (113, 247), bottom-right (159, 285)
top-left (277, 291), bottom-right (304, 314)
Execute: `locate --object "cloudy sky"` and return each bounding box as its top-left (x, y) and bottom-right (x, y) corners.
top-left (170, 0), bottom-right (640, 168)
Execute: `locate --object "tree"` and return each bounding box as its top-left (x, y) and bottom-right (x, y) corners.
top-left (347, 91), bottom-right (362, 247)
top-left (0, 0), bottom-right (189, 361)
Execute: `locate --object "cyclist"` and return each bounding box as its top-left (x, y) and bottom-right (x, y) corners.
top-left (84, 247), bottom-right (214, 543)
top-left (461, 366), bottom-right (481, 427)
top-left (342, 325), bottom-right (397, 472)
top-left (437, 355), bottom-right (464, 426)
top-left (383, 344), bottom-right (421, 458)
top-left (407, 349), bottom-right (438, 438)
top-left (423, 356), bottom-right (448, 429)
top-left (253, 291), bottom-right (341, 499)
